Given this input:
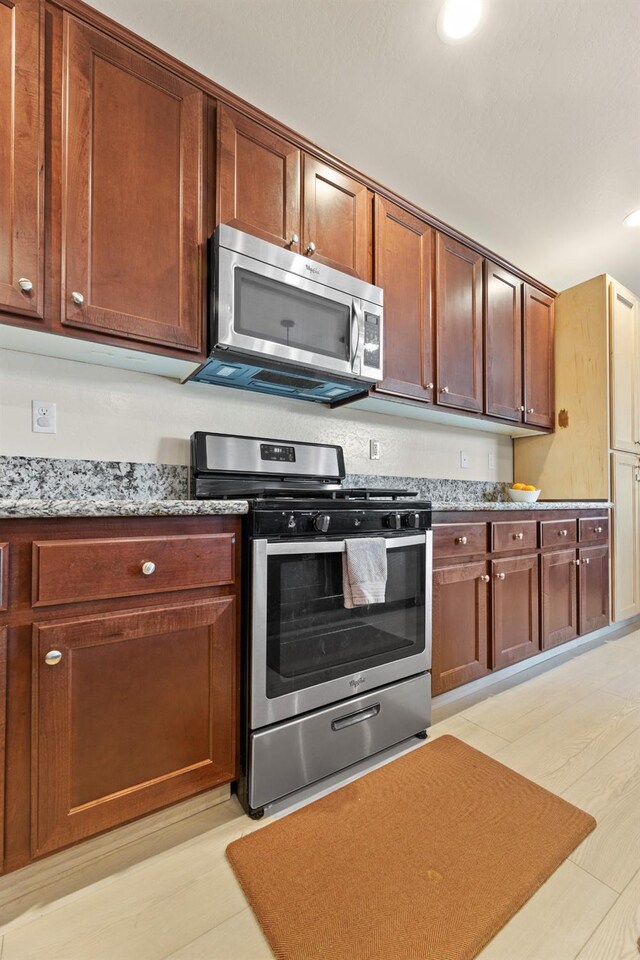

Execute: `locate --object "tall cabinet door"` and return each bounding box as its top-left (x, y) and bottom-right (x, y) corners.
top-left (218, 106), bottom-right (301, 250)
top-left (61, 17), bottom-right (204, 353)
top-left (435, 234), bottom-right (483, 412)
top-left (0, 0), bottom-right (44, 320)
top-left (32, 598), bottom-right (237, 856)
top-left (484, 262), bottom-right (522, 421)
top-left (523, 285), bottom-right (555, 429)
top-left (432, 561), bottom-right (489, 695)
top-left (302, 156), bottom-right (370, 280)
top-left (610, 280), bottom-right (640, 453)
top-left (374, 197), bottom-right (434, 402)
top-left (611, 451), bottom-right (640, 621)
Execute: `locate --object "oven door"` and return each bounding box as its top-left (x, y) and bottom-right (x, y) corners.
top-left (250, 532), bottom-right (432, 728)
top-left (216, 244), bottom-right (367, 379)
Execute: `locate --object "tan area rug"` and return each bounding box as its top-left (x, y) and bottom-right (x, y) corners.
top-left (226, 735), bottom-right (596, 960)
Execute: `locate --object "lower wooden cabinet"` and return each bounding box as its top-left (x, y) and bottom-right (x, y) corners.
top-left (432, 561), bottom-right (489, 695)
top-left (491, 555), bottom-right (539, 668)
top-left (541, 549), bottom-right (579, 649)
top-left (32, 598), bottom-right (237, 856)
top-left (579, 545), bottom-right (610, 635)
top-left (0, 626), bottom-right (6, 873)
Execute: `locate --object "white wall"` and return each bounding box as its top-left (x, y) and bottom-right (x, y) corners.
top-left (0, 348), bottom-right (512, 480)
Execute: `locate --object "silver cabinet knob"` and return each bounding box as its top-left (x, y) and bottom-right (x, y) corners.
top-left (306, 241), bottom-right (316, 255)
top-left (559, 529), bottom-right (568, 537)
top-left (455, 536), bottom-right (468, 545)
top-left (426, 382), bottom-right (434, 390)
top-left (480, 574), bottom-right (490, 583)
top-left (441, 386), bottom-right (449, 394)
top-left (288, 233), bottom-right (299, 246)
top-left (594, 526), bottom-right (603, 533)
top-left (519, 405), bottom-right (525, 412)
top-left (527, 408), bottom-right (535, 414)
top-left (18, 278), bottom-right (33, 292)
top-left (496, 572), bottom-right (506, 580)
top-left (583, 558), bottom-right (590, 564)
top-left (71, 291), bottom-right (84, 305)
top-left (573, 559), bottom-right (581, 565)
top-left (141, 561), bottom-right (156, 576)
top-left (45, 650), bottom-right (63, 666)
top-left (513, 532), bottom-right (524, 540)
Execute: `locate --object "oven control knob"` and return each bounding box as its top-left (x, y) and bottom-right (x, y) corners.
top-left (385, 512), bottom-right (402, 530)
top-left (404, 512), bottom-right (421, 529)
top-left (314, 513), bottom-right (331, 533)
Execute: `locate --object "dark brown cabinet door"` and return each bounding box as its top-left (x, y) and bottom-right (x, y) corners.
top-left (0, 0), bottom-right (44, 320)
top-left (523, 284), bottom-right (555, 429)
top-left (435, 234), bottom-right (483, 412)
top-left (0, 625), bottom-right (5, 872)
top-left (432, 561), bottom-right (489, 695)
top-left (374, 197), bottom-right (434, 401)
top-left (484, 262), bottom-right (522, 421)
top-left (541, 549), bottom-right (578, 649)
top-left (61, 17), bottom-right (204, 353)
top-left (32, 598), bottom-right (237, 856)
top-left (579, 545), bottom-right (610, 635)
top-left (302, 155), bottom-right (370, 280)
top-left (491, 555), bottom-right (539, 669)
top-left (218, 105), bottom-right (301, 250)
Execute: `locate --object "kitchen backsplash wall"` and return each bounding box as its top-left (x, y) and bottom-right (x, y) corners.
top-left (0, 349), bottom-right (512, 481)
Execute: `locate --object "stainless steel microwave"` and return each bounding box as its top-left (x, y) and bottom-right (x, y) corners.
top-left (184, 226), bottom-right (384, 404)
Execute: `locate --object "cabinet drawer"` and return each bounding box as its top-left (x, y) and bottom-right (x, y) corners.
top-left (433, 523), bottom-right (487, 559)
top-left (578, 517), bottom-right (609, 543)
top-left (491, 521), bottom-right (537, 553)
top-left (540, 519), bottom-right (578, 548)
top-left (32, 535), bottom-right (236, 607)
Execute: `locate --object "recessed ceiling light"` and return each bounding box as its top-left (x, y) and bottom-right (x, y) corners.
top-left (437, 0), bottom-right (483, 43)
top-left (623, 209), bottom-right (640, 227)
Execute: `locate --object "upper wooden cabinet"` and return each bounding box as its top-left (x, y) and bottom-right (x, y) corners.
top-left (218, 105), bottom-right (301, 249)
top-left (0, 0), bottom-right (44, 320)
top-left (523, 284), bottom-right (555, 430)
top-left (610, 280), bottom-right (640, 453)
top-left (435, 234), bottom-right (483, 412)
top-left (218, 106), bottom-right (371, 280)
top-left (373, 197), bottom-right (434, 402)
top-left (59, 17), bottom-right (204, 353)
top-left (484, 262), bottom-right (522, 422)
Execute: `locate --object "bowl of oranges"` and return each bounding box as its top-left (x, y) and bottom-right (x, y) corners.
top-left (508, 483), bottom-right (541, 503)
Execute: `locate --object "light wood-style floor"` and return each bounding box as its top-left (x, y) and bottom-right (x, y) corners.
top-left (2, 629), bottom-right (640, 959)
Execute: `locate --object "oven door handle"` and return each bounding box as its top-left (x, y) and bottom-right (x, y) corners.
top-left (331, 703), bottom-right (380, 731)
top-left (265, 532), bottom-right (428, 555)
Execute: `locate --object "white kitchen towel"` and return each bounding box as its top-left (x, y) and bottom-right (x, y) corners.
top-left (342, 537), bottom-right (388, 608)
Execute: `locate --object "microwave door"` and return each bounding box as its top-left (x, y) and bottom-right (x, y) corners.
top-left (216, 248), bottom-right (357, 377)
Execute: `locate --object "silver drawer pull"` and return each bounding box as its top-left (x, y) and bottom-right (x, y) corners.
top-left (480, 574), bottom-right (490, 583)
top-left (331, 703), bottom-right (380, 731)
top-left (513, 532), bottom-right (524, 540)
top-left (141, 561), bottom-right (156, 576)
top-left (559, 529), bottom-right (568, 536)
top-left (496, 572), bottom-right (506, 580)
top-left (455, 536), bottom-right (468, 545)
top-left (45, 650), bottom-right (63, 666)
top-left (594, 526), bottom-right (603, 534)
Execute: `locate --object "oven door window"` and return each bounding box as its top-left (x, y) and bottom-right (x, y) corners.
top-left (235, 268), bottom-right (352, 362)
top-left (265, 544), bottom-right (425, 698)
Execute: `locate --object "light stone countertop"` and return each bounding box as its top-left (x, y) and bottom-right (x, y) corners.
top-left (431, 500), bottom-right (613, 512)
top-left (0, 499), bottom-right (249, 519)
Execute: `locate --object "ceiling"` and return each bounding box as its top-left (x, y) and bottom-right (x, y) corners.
top-left (87, 0), bottom-right (640, 295)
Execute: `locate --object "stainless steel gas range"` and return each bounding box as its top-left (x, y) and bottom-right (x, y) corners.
top-left (191, 432), bottom-right (432, 818)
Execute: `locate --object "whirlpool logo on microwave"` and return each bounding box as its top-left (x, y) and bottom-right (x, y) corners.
top-left (305, 263), bottom-right (321, 276)
top-left (349, 676), bottom-right (366, 689)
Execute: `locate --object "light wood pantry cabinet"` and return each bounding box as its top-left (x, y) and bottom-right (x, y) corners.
top-left (431, 509), bottom-right (609, 697)
top-left (514, 274), bottom-right (640, 623)
top-left (1, 515), bottom-right (241, 875)
top-left (218, 105), bottom-right (371, 280)
top-left (0, 0), bottom-right (44, 322)
top-left (54, 15), bottom-right (205, 354)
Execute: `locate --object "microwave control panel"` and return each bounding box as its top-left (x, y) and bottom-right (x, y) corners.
top-left (364, 313), bottom-right (381, 368)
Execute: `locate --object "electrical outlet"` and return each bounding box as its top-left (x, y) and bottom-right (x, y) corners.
top-left (369, 439), bottom-right (381, 460)
top-left (460, 450), bottom-right (469, 469)
top-left (488, 453), bottom-right (496, 470)
top-left (32, 400), bottom-right (57, 434)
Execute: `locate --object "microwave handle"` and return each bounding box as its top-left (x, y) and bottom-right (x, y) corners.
top-left (351, 301), bottom-right (363, 374)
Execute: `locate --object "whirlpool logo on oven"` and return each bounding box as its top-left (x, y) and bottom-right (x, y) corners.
top-left (349, 676), bottom-right (366, 689)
